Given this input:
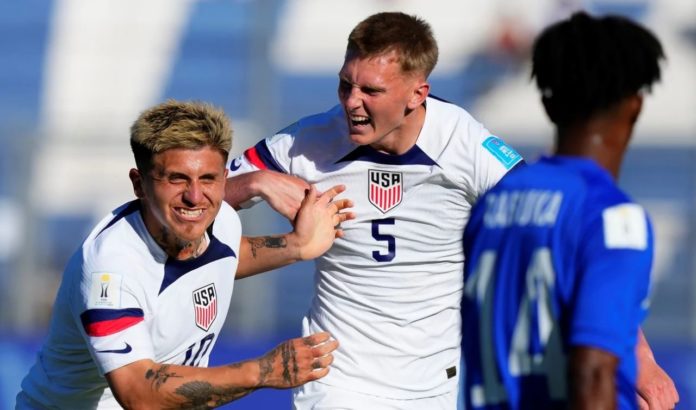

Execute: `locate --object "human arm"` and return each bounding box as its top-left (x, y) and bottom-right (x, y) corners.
top-left (568, 346), bottom-right (619, 410)
top-left (235, 184), bottom-right (354, 279)
top-left (635, 328), bottom-right (679, 409)
top-left (225, 170), bottom-right (309, 222)
top-left (105, 332), bottom-right (338, 409)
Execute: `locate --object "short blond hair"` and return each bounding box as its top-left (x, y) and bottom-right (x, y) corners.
top-left (347, 12), bottom-right (438, 78)
top-left (130, 100), bottom-right (232, 171)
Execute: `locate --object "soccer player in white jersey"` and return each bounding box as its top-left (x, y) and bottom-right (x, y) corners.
top-left (225, 12), bottom-right (521, 409)
top-left (16, 100), bottom-right (354, 409)
top-left (224, 11), bottom-right (677, 410)
top-left (461, 12), bottom-right (679, 410)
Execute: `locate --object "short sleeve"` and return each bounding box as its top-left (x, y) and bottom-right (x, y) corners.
top-left (73, 269), bottom-right (154, 375)
top-left (472, 129), bottom-right (524, 198)
top-left (570, 203), bottom-right (653, 356)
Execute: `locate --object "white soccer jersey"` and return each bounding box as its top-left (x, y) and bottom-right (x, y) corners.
top-left (228, 96), bottom-right (523, 399)
top-left (18, 200), bottom-right (241, 409)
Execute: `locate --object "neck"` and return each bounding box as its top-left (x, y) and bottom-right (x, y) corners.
top-left (371, 103), bottom-right (426, 155)
top-left (553, 94), bottom-right (642, 180)
top-left (158, 233), bottom-right (208, 260)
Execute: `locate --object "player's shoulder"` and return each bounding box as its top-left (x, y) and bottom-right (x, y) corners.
top-left (270, 104), bottom-right (346, 144)
top-left (265, 104), bottom-right (354, 164)
top-left (423, 95), bottom-right (522, 166)
top-left (85, 201), bottom-right (143, 251)
top-left (424, 95), bottom-right (483, 134)
top-left (80, 201), bottom-right (155, 270)
top-left (523, 156), bottom-right (640, 218)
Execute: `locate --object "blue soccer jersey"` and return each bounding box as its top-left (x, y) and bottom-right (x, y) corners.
top-left (461, 156), bottom-right (653, 410)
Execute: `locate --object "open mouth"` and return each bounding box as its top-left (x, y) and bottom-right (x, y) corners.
top-left (175, 208), bottom-right (204, 218)
top-left (350, 114), bottom-right (371, 126)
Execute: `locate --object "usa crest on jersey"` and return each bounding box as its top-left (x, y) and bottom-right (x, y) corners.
top-left (368, 169), bottom-right (403, 213)
top-left (192, 284), bottom-right (217, 331)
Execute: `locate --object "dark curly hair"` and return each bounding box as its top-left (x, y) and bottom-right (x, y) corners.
top-left (532, 11), bottom-right (665, 127)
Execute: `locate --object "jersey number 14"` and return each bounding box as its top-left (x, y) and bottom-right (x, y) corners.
top-left (465, 248), bottom-right (567, 407)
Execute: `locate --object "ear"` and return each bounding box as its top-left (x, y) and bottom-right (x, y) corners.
top-left (626, 93), bottom-right (644, 124)
top-left (129, 168), bottom-right (145, 198)
top-left (408, 80), bottom-right (430, 110)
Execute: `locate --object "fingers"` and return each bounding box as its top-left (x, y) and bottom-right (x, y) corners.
top-left (318, 184), bottom-right (347, 202)
top-left (313, 338), bottom-right (339, 357)
top-left (307, 366), bottom-right (330, 381)
top-left (303, 332), bottom-right (339, 357)
top-left (311, 353), bottom-right (334, 370)
top-left (297, 332), bottom-right (337, 382)
top-left (636, 395), bottom-right (649, 410)
top-left (304, 331), bottom-right (331, 346)
top-left (334, 210), bottom-right (355, 224)
top-left (331, 198), bottom-right (354, 212)
top-left (303, 184), bottom-right (318, 204)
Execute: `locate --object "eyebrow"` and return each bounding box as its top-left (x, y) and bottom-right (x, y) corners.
top-left (338, 76), bottom-right (385, 93)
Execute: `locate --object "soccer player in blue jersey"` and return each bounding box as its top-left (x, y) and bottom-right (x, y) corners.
top-left (461, 11), bottom-right (678, 409)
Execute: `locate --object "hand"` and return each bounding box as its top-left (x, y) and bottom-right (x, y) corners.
top-left (256, 332), bottom-right (339, 389)
top-left (636, 356), bottom-right (679, 410)
top-left (257, 171), bottom-right (310, 222)
top-left (225, 170), bottom-right (310, 221)
top-left (292, 184), bottom-right (354, 260)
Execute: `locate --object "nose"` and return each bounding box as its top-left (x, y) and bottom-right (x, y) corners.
top-left (182, 180), bottom-right (203, 205)
top-left (340, 85), bottom-right (362, 111)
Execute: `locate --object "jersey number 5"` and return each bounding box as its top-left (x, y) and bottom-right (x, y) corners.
top-left (371, 218), bottom-right (396, 262)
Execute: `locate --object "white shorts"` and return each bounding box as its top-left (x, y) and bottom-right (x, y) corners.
top-left (293, 381), bottom-right (457, 410)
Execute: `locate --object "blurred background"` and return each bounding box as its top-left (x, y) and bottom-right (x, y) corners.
top-left (1, 0), bottom-right (694, 408)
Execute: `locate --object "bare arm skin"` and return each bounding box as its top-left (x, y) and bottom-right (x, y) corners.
top-left (105, 332), bottom-right (338, 410)
top-left (225, 171), bottom-right (310, 222)
top-left (568, 346), bottom-right (619, 410)
top-left (636, 328), bottom-right (679, 409)
top-left (235, 184), bottom-right (354, 279)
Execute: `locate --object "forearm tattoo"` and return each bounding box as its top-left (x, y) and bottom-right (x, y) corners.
top-left (172, 381), bottom-right (251, 409)
top-left (247, 236), bottom-right (287, 258)
top-left (146, 364), bottom-right (182, 391)
top-left (145, 364), bottom-right (253, 409)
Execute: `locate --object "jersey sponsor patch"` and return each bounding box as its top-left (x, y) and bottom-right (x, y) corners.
top-left (193, 283), bottom-right (218, 331)
top-left (368, 169), bottom-right (403, 213)
top-left (482, 136), bottom-right (522, 169)
top-left (87, 272), bottom-right (122, 308)
top-left (602, 204), bottom-right (648, 250)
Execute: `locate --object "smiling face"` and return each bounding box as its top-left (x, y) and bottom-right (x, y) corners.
top-left (130, 146), bottom-right (228, 259)
top-left (337, 50), bottom-right (430, 155)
